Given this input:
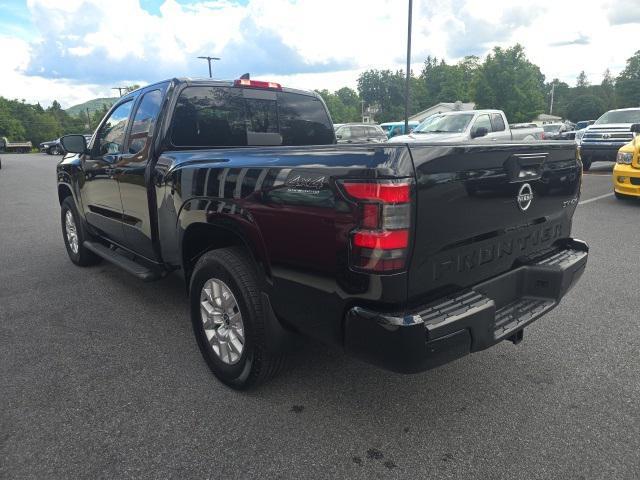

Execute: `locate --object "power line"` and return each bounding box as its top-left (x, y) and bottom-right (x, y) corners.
top-left (197, 56), bottom-right (221, 78)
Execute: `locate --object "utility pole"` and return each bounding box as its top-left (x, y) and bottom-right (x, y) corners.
top-left (549, 82), bottom-right (556, 115)
top-left (404, 0), bottom-right (413, 133)
top-left (112, 87), bottom-right (127, 97)
top-left (361, 100), bottom-right (365, 122)
top-left (197, 56), bottom-right (221, 78)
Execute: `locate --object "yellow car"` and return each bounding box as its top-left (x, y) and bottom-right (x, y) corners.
top-left (613, 126), bottom-right (640, 200)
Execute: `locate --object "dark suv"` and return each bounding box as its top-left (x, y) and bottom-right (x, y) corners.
top-left (335, 124), bottom-right (387, 143)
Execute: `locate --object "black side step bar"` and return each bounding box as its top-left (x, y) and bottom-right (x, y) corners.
top-left (83, 241), bottom-right (162, 282)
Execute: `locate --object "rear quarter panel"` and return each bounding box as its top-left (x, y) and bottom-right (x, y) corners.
top-left (155, 145), bottom-right (414, 343)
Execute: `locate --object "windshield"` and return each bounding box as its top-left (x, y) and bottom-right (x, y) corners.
top-left (543, 124), bottom-right (562, 133)
top-left (413, 113), bottom-right (475, 133)
top-left (595, 110), bottom-right (640, 125)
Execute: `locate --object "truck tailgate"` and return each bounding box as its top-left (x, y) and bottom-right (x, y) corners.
top-left (406, 142), bottom-right (581, 306)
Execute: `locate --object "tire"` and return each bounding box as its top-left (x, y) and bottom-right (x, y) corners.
top-left (582, 158), bottom-right (592, 171)
top-left (46, 147), bottom-right (54, 155)
top-left (60, 197), bottom-right (101, 266)
top-left (189, 248), bottom-right (287, 390)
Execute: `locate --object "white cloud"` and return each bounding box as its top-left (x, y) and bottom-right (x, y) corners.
top-left (0, 0), bottom-right (638, 108)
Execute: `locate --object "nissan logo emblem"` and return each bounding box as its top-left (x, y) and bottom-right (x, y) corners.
top-left (517, 183), bottom-right (533, 211)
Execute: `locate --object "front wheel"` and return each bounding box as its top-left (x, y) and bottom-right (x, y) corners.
top-left (189, 248), bottom-right (287, 390)
top-left (60, 197), bottom-right (101, 266)
top-left (582, 158), bottom-right (592, 171)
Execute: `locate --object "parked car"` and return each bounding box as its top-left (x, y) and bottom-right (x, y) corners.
top-left (56, 77), bottom-right (588, 389)
top-left (388, 110), bottom-right (544, 143)
top-left (579, 108), bottom-right (640, 170)
top-left (613, 124), bottom-right (640, 200)
top-left (380, 121), bottom-right (419, 138)
top-left (335, 123), bottom-right (387, 143)
top-left (571, 120), bottom-right (596, 143)
top-left (40, 138), bottom-right (65, 155)
top-left (0, 137), bottom-right (32, 153)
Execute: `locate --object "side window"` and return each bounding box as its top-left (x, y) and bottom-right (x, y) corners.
top-left (490, 113), bottom-right (506, 132)
top-left (366, 126), bottom-right (378, 137)
top-left (97, 101), bottom-right (133, 156)
top-left (472, 114), bottom-right (492, 134)
top-left (337, 127), bottom-right (351, 139)
top-left (128, 90), bottom-right (163, 155)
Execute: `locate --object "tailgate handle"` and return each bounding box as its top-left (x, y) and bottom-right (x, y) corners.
top-left (504, 153), bottom-right (547, 183)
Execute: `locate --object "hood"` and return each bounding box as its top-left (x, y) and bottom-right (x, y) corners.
top-left (587, 123), bottom-right (637, 130)
top-left (387, 131), bottom-right (467, 143)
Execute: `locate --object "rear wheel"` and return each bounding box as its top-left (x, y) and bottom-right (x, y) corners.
top-left (60, 197), bottom-right (101, 266)
top-left (582, 157), bottom-right (592, 171)
top-left (189, 248), bottom-right (287, 390)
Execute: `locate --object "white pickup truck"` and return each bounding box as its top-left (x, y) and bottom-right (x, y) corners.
top-left (388, 109), bottom-right (544, 143)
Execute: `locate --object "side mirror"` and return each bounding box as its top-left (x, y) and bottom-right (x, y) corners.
top-left (60, 134), bottom-right (88, 154)
top-left (630, 123), bottom-right (640, 134)
top-left (472, 127), bottom-right (488, 139)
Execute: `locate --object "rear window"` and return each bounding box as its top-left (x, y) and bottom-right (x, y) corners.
top-left (171, 86), bottom-right (334, 147)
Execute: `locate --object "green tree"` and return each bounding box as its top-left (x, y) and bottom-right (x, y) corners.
top-left (474, 44), bottom-right (546, 122)
top-left (616, 50), bottom-right (640, 107)
top-left (576, 71), bottom-right (590, 88)
top-left (357, 69), bottom-right (406, 122)
top-left (566, 94), bottom-right (606, 122)
top-left (315, 88), bottom-right (361, 123)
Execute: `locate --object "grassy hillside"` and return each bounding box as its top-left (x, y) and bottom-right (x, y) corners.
top-left (65, 97), bottom-right (118, 117)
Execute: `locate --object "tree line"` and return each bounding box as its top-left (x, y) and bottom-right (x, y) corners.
top-left (2, 47), bottom-right (640, 145)
top-left (318, 45), bottom-right (640, 124)
top-left (0, 86), bottom-right (136, 146)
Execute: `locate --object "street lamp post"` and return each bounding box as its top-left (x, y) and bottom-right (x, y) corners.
top-left (197, 56), bottom-right (221, 78)
top-left (404, 0), bottom-right (413, 133)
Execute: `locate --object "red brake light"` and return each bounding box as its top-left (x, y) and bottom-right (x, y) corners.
top-left (234, 79), bottom-right (282, 90)
top-left (340, 180), bottom-right (413, 273)
top-left (353, 230), bottom-right (409, 249)
top-left (342, 182), bottom-right (410, 203)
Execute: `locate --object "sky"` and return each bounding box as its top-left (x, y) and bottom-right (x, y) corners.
top-left (0, 0), bottom-right (639, 108)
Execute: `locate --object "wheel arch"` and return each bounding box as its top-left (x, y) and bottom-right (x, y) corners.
top-left (58, 183), bottom-right (74, 205)
top-left (180, 221), bottom-right (271, 289)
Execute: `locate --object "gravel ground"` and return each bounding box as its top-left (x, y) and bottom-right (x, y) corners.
top-left (1, 154), bottom-right (638, 479)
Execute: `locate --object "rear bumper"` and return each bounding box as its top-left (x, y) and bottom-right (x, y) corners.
top-left (613, 163), bottom-right (640, 197)
top-left (344, 239), bottom-right (589, 373)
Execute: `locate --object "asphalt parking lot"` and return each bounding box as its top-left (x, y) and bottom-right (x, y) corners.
top-left (1, 154), bottom-right (639, 480)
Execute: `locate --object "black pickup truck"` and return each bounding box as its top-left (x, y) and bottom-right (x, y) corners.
top-left (57, 77), bottom-right (588, 389)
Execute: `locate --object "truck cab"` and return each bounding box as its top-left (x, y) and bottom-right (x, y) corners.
top-left (580, 108), bottom-right (640, 171)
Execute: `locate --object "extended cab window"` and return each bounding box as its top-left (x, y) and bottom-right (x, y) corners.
top-left (171, 86), bottom-right (334, 147)
top-left (490, 113), bottom-right (505, 132)
top-left (97, 101), bottom-right (133, 155)
top-left (128, 90), bottom-right (163, 155)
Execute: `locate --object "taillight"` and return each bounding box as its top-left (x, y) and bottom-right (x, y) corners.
top-left (234, 79), bottom-right (282, 90)
top-left (341, 180), bottom-right (412, 273)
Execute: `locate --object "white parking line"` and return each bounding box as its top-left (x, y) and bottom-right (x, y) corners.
top-left (579, 193), bottom-right (614, 205)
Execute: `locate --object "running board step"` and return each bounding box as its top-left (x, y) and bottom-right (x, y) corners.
top-left (83, 241), bottom-right (161, 282)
